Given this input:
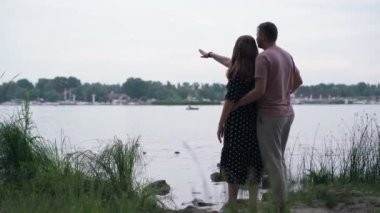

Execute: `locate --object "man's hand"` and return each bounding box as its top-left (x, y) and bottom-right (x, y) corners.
top-left (199, 49), bottom-right (212, 58)
top-left (217, 123), bottom-right (225, 143)
top-left (291, 66), bottom-right (303, 93)
top-left (231, 102), bottom-right (240, 112)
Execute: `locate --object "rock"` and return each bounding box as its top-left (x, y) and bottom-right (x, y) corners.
top-left (175, 151), bottom-right (180, 154)
top-left (174, 205), bottom-right (209, 213)
top-left (368, 197), bottom-right (380, 207)
top-left (143, 151), bottom-right (147, 155)
top-left (357, 197), bottom-right (365, 203)
top-left (210, 172), bottom-right (225, 182)
top-left (347, 203), bottom-right (368, 211)
top-left (147, 180), bottom-right (170, 196)
top-left (291, 202), bottom-right (309, 209)
top-left (347, 199), bottom-right (355, 205)
top-left (190, 198), bottom-right (215, 207)
top-left (192, 191), bottom-right (201, 195)
top-left (349, 190), bottom-right (363, 196)
top-left (311, 199), bottom-right (324, 208)
top-left (333, 202), bottom-right (345, 211)
top-left (291, 208), bottom-right (329, 213)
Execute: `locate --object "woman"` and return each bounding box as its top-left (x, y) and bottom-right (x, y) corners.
top-left (200, 35), bottom-right (263, 209)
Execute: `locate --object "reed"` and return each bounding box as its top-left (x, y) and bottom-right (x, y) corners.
top-left (0, 99), bottom-right (164, 212)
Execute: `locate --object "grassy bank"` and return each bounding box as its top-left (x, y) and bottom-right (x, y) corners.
top-left (299, 113), bottom-right (379, 184)
top-left (283, 113), bottom-right (380, 212)
top-left (0, 101), bottom-right (165, 212)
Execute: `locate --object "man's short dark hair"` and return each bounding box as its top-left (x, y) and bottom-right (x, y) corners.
top-left (258, 22), bottom-right (278, 42)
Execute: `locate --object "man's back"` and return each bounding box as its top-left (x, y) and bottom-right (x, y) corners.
top-left (254, 45), bottom-right (295, 116)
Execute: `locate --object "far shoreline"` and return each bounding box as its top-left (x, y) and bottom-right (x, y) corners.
top-left (1, 102), bottom-right (380, 106)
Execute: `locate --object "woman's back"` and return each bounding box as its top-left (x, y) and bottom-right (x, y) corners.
top-left (220, 77), bottom-right (262, 184)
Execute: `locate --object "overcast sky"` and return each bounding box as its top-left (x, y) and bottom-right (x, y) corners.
top-left (1, 0), bottom-right (379, 85)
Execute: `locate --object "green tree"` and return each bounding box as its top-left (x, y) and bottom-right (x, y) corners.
top-left (122, 78), bottom-right (147, 99)
top-left (52, 77), bottom-right (69, 93)
top-left (67, 76), bottom-right (81, 88)
top-left (16, 79), bottom-right (34, 90)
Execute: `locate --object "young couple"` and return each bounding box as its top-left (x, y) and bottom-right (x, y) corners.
top-left (199, 22), bottom-right (303, 212)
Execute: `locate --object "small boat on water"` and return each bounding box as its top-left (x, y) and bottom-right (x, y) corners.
top-left (186, 105), bottom-right (199, 110)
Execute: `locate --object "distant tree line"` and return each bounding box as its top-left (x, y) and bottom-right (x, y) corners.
top-left (296, 82), bottom-right (380, 98)
top-left (1, 77), bottom-right (379, 103)
top-left (0, 77), bottom-right (226, 103)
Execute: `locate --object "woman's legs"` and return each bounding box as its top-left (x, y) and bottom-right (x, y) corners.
top-left (226, 183), bottom-right (259, 211)
top-left (221, 183), bottom-right (239, 212)
top-left (227, 183), bottom-right (239, 204)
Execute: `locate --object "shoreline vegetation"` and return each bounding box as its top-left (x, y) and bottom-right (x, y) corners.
top-left (0, 99), bottom-right (379, 212)
top-left (0, 99), bottom-right (171, 212)
top-left (1, 76), bottom-right (380, 106)
top-left (285, 112), bottom-right (380, 212)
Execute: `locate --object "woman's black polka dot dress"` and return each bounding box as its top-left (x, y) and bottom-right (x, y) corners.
top-left (220, 78), bottom-right (263, 185)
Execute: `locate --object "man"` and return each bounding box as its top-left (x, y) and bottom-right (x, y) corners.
top-left (235, 22), bottom-right (302, 212)
top-left (200, 22), bottom-right (303, 212)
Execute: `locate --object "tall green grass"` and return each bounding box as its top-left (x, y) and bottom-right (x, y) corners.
top-left (280, 113), bottom-right (380, 210)
top-left (292, 113), bottom-right (380, 186)
top-left (0, 98), bottom-right (56, 185)
top-left (340, 113), bottom-right (380, 183)
top-left (0, 99), bottom-right (164, 213)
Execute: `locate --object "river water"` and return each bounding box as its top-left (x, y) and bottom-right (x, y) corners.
top-left (0, 104), bottom-right (379, 209)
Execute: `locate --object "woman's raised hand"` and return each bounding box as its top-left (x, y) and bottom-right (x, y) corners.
top-left (199, 49), bottom-right (212, 58)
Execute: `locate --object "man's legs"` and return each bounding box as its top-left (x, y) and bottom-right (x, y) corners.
top-left (280, 114), bottom-right (294, 183)
top-left (257, 115), bottom-right (293, 209)
top-left (248, 183), bottom-right (259, 210)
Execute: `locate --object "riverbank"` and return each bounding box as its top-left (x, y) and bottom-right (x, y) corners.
top-left (286, 112), bottom-right (380, 212)
top-left (0, 101), bottom-right (166, 212)
top-left (289, 183), bottom-right (380, 212)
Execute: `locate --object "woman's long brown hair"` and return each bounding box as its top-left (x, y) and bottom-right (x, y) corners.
top-left (227, 35), bottom-right (258, 82)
